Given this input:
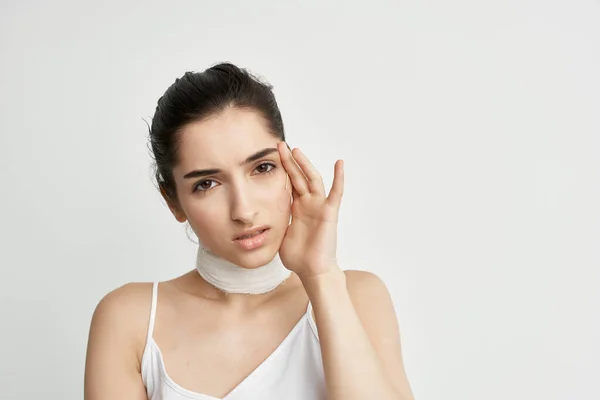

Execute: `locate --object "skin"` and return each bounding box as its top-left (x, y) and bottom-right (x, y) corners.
top-left (84, 107), bottom-right (415, 400)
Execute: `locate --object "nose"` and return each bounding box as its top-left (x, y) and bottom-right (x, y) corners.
top-left (229, 182), bottom-right (258, 225)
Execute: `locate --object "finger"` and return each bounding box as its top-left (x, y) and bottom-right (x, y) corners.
top-left (278, 142), bottom-right (310, 195)
top-left (327, 160), bottom-right (344, 207)
top-left (291, 148), bottom-right (325, 196)
top-left (291, 186), bottom-right (301, 201)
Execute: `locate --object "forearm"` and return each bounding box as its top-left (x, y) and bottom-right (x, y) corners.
top-left (302, 268), bottom-right (405, 400)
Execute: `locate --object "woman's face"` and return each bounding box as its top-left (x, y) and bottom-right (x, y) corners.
top-left (168, 107), bottom-right (292, 269)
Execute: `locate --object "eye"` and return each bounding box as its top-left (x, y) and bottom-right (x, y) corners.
top-left (254, 162), bottom-right (276, 174)
top-left (194, 179), bottom-right (218, 193)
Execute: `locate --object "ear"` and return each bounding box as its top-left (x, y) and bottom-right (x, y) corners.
top-left (160, 185), bottom-right (187, 223)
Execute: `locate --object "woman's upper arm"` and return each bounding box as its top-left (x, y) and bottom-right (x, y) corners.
top-left (84, 283), bottom-right (149, 400)
top-left (345, 270), bottom-right (415, 400)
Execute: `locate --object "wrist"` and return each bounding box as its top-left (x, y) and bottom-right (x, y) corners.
top-left (300, 267), bottom-right (346, 295)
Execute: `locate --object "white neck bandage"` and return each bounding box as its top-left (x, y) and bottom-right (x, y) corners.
top-left (195, 246), bottom-right (291, 295)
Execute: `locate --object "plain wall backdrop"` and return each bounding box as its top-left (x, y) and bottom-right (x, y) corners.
top-left (1, 0), bottom-right (598, 399)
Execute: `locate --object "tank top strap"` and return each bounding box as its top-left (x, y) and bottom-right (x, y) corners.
top-left (305, 299), bottom-right (320, 341)
top-left (306, 299), bottom-right (313, 314)
top-left (147, 281), bottom-right (159, 341)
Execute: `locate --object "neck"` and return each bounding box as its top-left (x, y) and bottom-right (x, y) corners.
top-left (195, 245), bottom-right (292, 295)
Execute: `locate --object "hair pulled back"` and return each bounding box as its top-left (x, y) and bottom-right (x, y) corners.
top-left (148, 62), bottom-right (286, 203)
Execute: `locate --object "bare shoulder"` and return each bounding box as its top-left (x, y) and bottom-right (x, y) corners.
top-left (342, 269), bottom-right (397, 333)
top-left (343, 269), bottom-right (390, 300)
top-left (84, 282), bottom-right (154, 399)
top-left (343, 269), bottom-right (386, 284)
top-left (342, 269), bottom-right (399, 326)
top-left (94, 281), bottom-right (154, 311)
top-left (89, 282), bottom-right (154, 350)
top-left (343, 270), bottom-right (415, 400)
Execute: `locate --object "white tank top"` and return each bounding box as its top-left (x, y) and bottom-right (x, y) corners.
top-left (141, 282), bottom-right (327, 400)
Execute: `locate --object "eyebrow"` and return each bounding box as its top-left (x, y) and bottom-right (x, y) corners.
top-left (183, 147), bottom-right (279, 179)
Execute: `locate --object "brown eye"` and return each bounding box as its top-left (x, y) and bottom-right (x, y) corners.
top-left (255, 162), bottom-right (276, 174)
top-left (194, 180), bottom-right (217, 192)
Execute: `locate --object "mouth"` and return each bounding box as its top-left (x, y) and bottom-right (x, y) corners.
top-left (233, 226), bottom-right (270, 241)
top-left (233, 226), bottom-right (271, 251)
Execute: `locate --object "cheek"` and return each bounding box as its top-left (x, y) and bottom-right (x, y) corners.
top-left (185, 206), bottom-right (226, 245)
top-left (263, 172), bottom-right (292, 217)
top-left (273, 185), bottom-right (292, 223)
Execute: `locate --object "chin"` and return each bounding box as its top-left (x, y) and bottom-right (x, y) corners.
top-left (231, 243), bottom-right (280, 269)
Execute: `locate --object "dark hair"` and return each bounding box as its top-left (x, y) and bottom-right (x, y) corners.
top-left (147, 62), bottom-right (286, 204)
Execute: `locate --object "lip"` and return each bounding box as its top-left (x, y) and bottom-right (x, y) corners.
top-left (233, 225), bottom-right (270, 241)
top-left (233, 227), bottom-right (270, 251)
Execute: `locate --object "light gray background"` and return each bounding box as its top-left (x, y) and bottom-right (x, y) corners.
top-left (1, 1), bottom-right (598, 399)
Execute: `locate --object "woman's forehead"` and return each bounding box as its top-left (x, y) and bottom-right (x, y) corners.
top-left (176, 109), bottom-right (279, 170)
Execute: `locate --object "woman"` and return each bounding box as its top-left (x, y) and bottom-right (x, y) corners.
top-left (84, 63), bottom-right (415, 400)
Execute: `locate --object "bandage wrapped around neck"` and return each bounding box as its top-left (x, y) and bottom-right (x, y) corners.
top-left (195, 246), bottom-right (291, 294)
